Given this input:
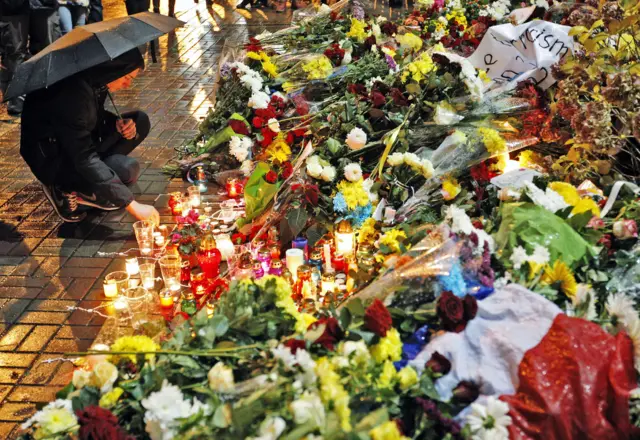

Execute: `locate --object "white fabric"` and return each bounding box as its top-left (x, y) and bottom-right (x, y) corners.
top-left (410, 284), bottom-right (561, 401)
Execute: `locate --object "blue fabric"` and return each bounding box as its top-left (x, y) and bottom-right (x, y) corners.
top-left (394, 325), bottom-right (430, 370)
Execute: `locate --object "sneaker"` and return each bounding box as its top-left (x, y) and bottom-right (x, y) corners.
top-left (41, 184), bottom-right (87, 223)
top-left (76, 191), bottom-right (120, 211)
top-left (7, 96), bottom-right (24, 116)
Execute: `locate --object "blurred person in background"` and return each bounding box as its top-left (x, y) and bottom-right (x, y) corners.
top-left (58, 0), bottom-right (88, 34)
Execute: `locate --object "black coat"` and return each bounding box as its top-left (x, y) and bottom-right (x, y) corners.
top-left (20, 50), bottom-right (144, 208)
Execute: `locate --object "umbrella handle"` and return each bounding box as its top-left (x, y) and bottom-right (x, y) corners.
top-left (107, 90), bottom-right (123, 120)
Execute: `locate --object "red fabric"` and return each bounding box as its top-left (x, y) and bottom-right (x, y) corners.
top-left (500, 314), bottom-right (636, 440)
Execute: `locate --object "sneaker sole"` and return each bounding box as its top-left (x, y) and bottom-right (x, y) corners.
top-left (40, 185), bottom-right (87, 223)
top-left (76, 198), bottom-right (121, 211)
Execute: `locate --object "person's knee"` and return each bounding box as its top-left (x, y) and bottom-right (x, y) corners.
top-left (103, 154), bottom-right (141, 185)
top-left (134, 111), bottom-right (150, 140)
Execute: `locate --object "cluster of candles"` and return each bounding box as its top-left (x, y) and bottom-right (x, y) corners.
top-left (230, 220), bottom-right (375, 310)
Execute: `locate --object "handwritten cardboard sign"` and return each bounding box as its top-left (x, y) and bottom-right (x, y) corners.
top-left (467, 20), bottom-right (574, 90)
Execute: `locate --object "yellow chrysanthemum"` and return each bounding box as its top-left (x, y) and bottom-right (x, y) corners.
top-left (316, 357), bottom-right (352, 432)
top-left (262, 60), bottom-right (278, 78)
top-left (541, 260), bottom-right (578, 298)
top-left (398, 366), bottom-right (418, 390)
top-left (370, 420), bottom-right (408, 440)
top-left (396, 32), bottom-right (423, 52)
top-left (401, 52), bottom-right (437, 83)
top-left (377, 360), bottom-right (397, 389)
top-left (302, 55), bottom-right (334, 80)
top-left (528, 261), bottom-right (544, 281)
top-left (478, 127), bottom-right (507, 171)
top-left (548, 182), bottom-right (581, 206)
top-left (256, 276), bottom-right (303, 324)
top-left (379, 228), bottom-right (407, 254)
top-left (266, 136), bottom-right (291, 163)
top-left (346, 18), bottom-right (368, 42)
top-left (478, 69), bottom-right (491, 83)
top-left (572, 197), bottom-right (600, 217)
top-left (99, 387), bottom-right (124, 408)
top-left (370, 328), bottom-right (402, 363)
top-left (446, 9), bottom-right (467, 29)
top-left (441, 178), bottom-right (461, 201)
top-left (110, 335), bottom-right (159, 364)
top-left (358, 218), bottom-right (378, 244)
top-left (337, 180), bottom-right (370, 210)
top-left (246, 51), bottom-right (263, 61)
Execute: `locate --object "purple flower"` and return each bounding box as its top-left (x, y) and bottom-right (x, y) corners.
top-left (220, 62), bottom-right (233, 78)
top-left (351, 0), bottom-right (364, 20)
top-left (385, 54), bottom-right (397, 71)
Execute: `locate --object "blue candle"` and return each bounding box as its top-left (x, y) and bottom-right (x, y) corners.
top-left (292, 237), bottom-right (308, 261)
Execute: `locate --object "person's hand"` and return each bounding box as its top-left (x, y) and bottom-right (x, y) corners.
top-left (126, 201), bottom-right (160, 225)
top-left (116, 118), bottom-right (137, 140)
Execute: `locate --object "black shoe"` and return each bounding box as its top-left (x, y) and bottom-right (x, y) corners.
top-left (7, 96), bottom-right (24, 116)
top-left (76, 191), bottom-right (120, 211)
top-left (41, 184), bottom-right (87, 223)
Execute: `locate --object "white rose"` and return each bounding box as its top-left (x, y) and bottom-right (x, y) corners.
top-left (290, 391), bottom-right (325, 426)
top-left (403, 152), bottom-right (421, 169)
top-left (420, 159), bottom-right (435, 178)
top-left (306, 162), bottom-right (323, 178)
top-left (387, 152), bottom-right (404, 167)
top-left (340, 340), bottom-right (370, 361)
top-left (321, 166), bottom-right (337, 182)
top-left (363, 178), bottom-right (379, 203)
top-left (306, 155), bottom-right (321, 166)
top-left (346, 127), bottom-right (367, 150)
top-left (257, 416), bottom-right (286, 440)
top-left (344, 163), bottom-right (363, 182)
top-left (208, 362), bottom-right (235, 393)
top-left (229, 136), bottom-right (250, 162)
top-left (267, 118), bottom-right (281, 133)
top-left (91, 361), bottom-right (118, 393)
top-left (371, 23), bottom-right (381, 37)
top-left (72, 369), bottom-right (92, 390)
top-left (248, 91), bottom-right (270, 109)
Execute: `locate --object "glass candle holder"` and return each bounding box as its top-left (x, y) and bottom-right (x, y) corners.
top-left (334, 220), bottom-right (355, 257)
top-left (269, 259), bottom-right (283, 276)
top-left (190, 271), bottom-right (209, 298)
top-left (159, 255), bottom-right (182, 293)
top-left (292, 237), bottom-right (309, 261)
top-left (321, 272), bottom-right (336, 295)
top-left (197, 234), bottom-right (221, 279)
top-left (153, 232), bottom-right (165, 247)
top-left (226, 178), bottom-right (242, 198)
top-left (139, 263), bottom-right (156, 290)
top-left (233, 253), bottom-right (254, 280)
top-left (168, 192), bottom-right (184, 216)
top-left (253, 261), bottom-right (265, 279)
top-left (257, 247), bottom-right (271, 273)
top-left (195, 166), bottom-right (208, 193)
top-left (123, 286), bottom-right (153, 329)
top-left (188, 185), bottom-right (201, 208)
top-left (180, 260), bottom-right (192, 284)
top-left (294, 265), bottom-right (316, 302)
top-left (159, 290), bottom-right (174, 308)
top-left (104, 271), bottom-right (129, 299)
top-left (125, 257), bottom-right (139, 276)
top-left (133, 220), bottom-right (154, 256)
top-left (286, 248), bottom-right (304, 281)
top-left (269, 244), bottom-right (281, 260)
top-left (206, 298), bottom-right (216, 318)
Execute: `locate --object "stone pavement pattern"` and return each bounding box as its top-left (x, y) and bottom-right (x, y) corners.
top-left (0, 0), bottom-right (406, 436)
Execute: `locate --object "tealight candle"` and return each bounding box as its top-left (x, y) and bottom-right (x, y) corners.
top-left (153, 232), bottom-right (165, 246)
top-left (188, 186), bottom-right (201, 208)
top-left (334, 220), bottom-right (355, 257)
top-left (286, 248), bottom-right (304, 281)
top-left (226, 178), bottom-right (242, 198)
top-left (125, 257), bottom-right (139, 276)
top-left (103, 271), bottom-right (129, 299)
top-left (103, 281), bottom-right (118, 298)
top-left (159, 291), bottom-right (174, 308)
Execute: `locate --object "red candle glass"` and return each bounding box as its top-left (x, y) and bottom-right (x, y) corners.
top-left (226, 178), bottom-right (243, 198)
top-left (168, 192), bottom-right (184, 216)
top-left (190, 271), bottom-right (210, 299)
top-left (197, 234), bottom-right (221, 279)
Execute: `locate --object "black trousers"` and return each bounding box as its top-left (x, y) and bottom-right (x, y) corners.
top-left (59, 110), bottom-right (150, 192)
top-left (0, 10), bottom-right (60, 93)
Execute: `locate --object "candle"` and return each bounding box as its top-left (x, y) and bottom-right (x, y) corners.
top-left (321, 272), bottom-right (336, 295)
top-left (103, 281), bottom-right (118, 298)
top-left (286, 248), bottom-right (304, 281)
top-left (159, 291), bottom-right (174, 308)
top-left (154, 232), bottom-right (165, 246)
top-left (292, 237), bottom-right (308, 260)
top-left (125, 257), bottom-right (139, 276)
top-left (188, 186), bottom-right (201, 208)
top-left (323, 243), bottom-right (333, 273)
top-left (216, 234), bottom-right (235, 262)
top-left (334, 220), bottom-right (355, 257)
top-left (226, 178), bottom-right (242, 198)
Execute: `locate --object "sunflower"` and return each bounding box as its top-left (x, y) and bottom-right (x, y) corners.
top-left (541, 260), bottom-right (578, 298)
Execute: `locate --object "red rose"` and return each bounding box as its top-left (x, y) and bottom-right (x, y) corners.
top-left (228, 119), bottom-right (249, 136)
top-left (425, 351), bottom-right (452, 375)
top-left (255, 105), bottom-right (276, 120)
top-left (308, 317), bottom-right (343, 351)
top-left (260, 127), bottom-right (276, 147)
top-left (231, 232), bottom-right (247, 244)
top-left (364, 299), bottom-right (393, 337)
top-left (437, 291), bottom-right (465, 333)
top-left (463, 295), bottom-right (478, 321)
top-left (347, 83), bottom-right (367, 96)
top-left (252, 116), bottom-right (265, 128)
top-left (370, 91), bottom-right (386, 108)
top-left (286, 132), bottom-right (295, 144)
top-left (284, 338), bottom-right (306, 354)
top-left (364, 35), bottom-right (377, 50)
top-left (281, 161), bottom-right (294, 180)
top-left (76, 406), bottom-right (133, 440)
top-left (452, 380), bottom-right (480, 404)
top-left (264, 171), bottom-right (278, 184)
top-left (391, 88), bottom-right (408, 107)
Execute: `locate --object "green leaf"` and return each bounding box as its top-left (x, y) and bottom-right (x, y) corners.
top-left (286, 207), bottom-right (309, 239)
top-left (56, 382), bottom-right (75, 400)
top-left (71, 386), bottom-right (100, 412)
top-left (213, 404), bottom-right (231, 428)
top-left (418, 374), bottom-right (440, 400)
top-left (211, 315), bottom-right (230, 337)
top-left (339, 307), bottom-right (352, 330)
top-left (345, 297), bottom-right (365, 318)
top-left (325, 138), bottom-right (343, 156)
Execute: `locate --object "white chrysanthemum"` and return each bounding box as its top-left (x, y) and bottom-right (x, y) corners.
top-left (420, 159), bottom-right (435, 179)
top-left (371, 23), bottom-right (381, 37)
top-left (387, 152), bottom-right (404, 167)
top-left (294, 348), bottom-right (316, 374)
top-left (21, 399), bottom-right (76, 431)
top-left (267, 118), bottom-right (281, 133)
top-left (346, 127), bottom-right (367, 150)
top-left (446, 205), bottom-right (474, 236)
top-left (254, 416), bottom-right (286, 440)
top-left (344, 163), bottom-right (363, 182)
top-left (606, 293), bottom-right (637, 327)
top-left (530, 245), bottom-right (551, 266)
top-left (363, 177), bottom-right (379, 203)
top-left (229, 136), bottom-right (251, 162)
top-left (623, 315), bottom-right (640, 372)
top-left (321, 165), bottom-right (337, 182)
top-left (466, 396), bottom-right (512, 440)
top-left (403, 152), bottom-right (422, 169)
top-left (248, 91), bottom-right (270, 109)
top-left (271, 344), bottom-right (297, 369)
top-left (208, 362), bottom-right (235, 393)
top-left (290, 391), bottom-right (325, 426)
top-left (306, 162), bottom-right (323, 179)
top-left (510, 246), bottom-right (528, 270)
top-left (241, 160), bottom-right (254, 176)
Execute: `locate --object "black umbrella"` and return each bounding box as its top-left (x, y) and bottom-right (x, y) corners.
top-left (4, 12), bottom-right (183, 100)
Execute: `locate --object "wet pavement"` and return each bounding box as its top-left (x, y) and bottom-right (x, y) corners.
top-left (0, 0), bottom-right (406, 436)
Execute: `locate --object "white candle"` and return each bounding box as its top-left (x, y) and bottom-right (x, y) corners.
top-left (125, 258), bottom-right (139, 276)
top-left (217, 234), bottom-right (235, 262)
top-left (143, 279), bottom-right (155, 290)
top-left (286, 248), bottom-right (304, 281)
top-left (335, 231), bottom-right (354, 257)
top-left (323, 243), bottom-right (333, 273)
top-left (103, 281), bottom-right (118, 298)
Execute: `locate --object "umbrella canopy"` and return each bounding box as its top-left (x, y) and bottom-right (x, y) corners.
top-left (4, 12), bottom-right (183, 100)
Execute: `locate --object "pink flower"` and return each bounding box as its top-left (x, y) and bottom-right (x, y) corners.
top-left (613, 219), bottom-right (638, 240)
top-left (587, 216), bottom-right (605, 230)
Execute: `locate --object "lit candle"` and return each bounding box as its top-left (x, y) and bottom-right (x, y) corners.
top-left (321, 272), bottom-right (336, 295)
top-left (286, 248), bottom-right (304, 281)
top-left (188, 186), bottom-right (201, 208)
top-left (335, 220), bottom-right (355, 257)
top-left (103, 281), bottom-right (118, 298)
top-left (323, 243), bottom-right (333, 273)
top-left (159, 291), bottom-right (174, 308)
top-left (153, 232), bottom-right (165, 246)
top-left (125, 257), bottom-right (139, 276)
top-left (226, 178), bottom-right (241, 198)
